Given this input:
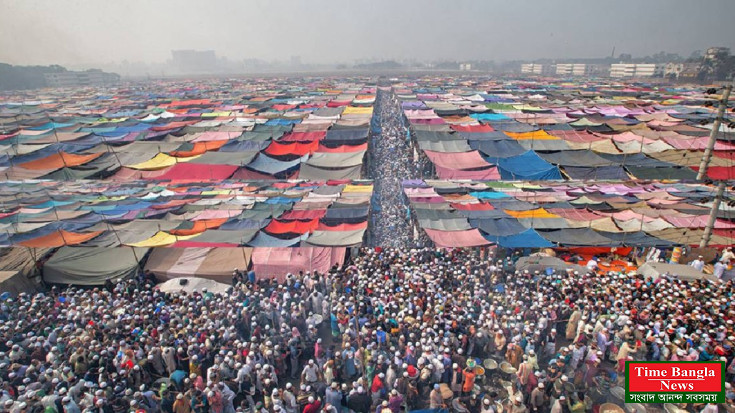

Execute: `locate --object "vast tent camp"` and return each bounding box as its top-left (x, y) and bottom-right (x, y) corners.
top-left (398, 79), bottom-right (734, 181)
top-left (0, 78), bottom-right (376, 181)
top-left (0, 73), bottom-right (734, 413)
top-left (404, 180), bottom-right (735, 248)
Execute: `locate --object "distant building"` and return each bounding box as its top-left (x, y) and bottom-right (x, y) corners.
top-left (679, 63), bottom-right (701, 80)
top-left (609, 63), bottom-right (663, 78)
top-left (663, 62), bottom-right (685, 78)
top-left (171, 50), bottom-right (217, 74)
top-left (44, 69), bottom-right (120, 88)
top-left (705, 47), bottom-right (730, 61)
top-left (521, 63), bottom-right (543, 74)
top-left (459, 63), bottom-right (472, 71)
top-left (555, 63), bottom-right (587, 76)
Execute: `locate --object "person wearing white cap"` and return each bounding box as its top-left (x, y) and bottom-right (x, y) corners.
top-left (301, 359), bottom-right (321, 385)
top-left (550, 395), bottom-right (565, 413)
top-left (530, 382), bottom-right (546, 413)
top-left (690, 255), bottom-right (705, 271)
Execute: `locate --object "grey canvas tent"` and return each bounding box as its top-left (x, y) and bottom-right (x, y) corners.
top-left (44, 247), bottom-right (149, 285)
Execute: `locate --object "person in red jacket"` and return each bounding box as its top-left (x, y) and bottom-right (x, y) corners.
top-left (303, 396), bottom-right (321, 413)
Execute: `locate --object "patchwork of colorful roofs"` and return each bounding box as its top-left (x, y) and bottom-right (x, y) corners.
top-left (0, 76), bottom-right (733, 285)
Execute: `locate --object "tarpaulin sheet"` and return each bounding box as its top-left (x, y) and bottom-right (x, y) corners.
top-left (418, 218), bottom-right (472, 231)
top-left (469, 217), bottom-right (527, 236)
top-left (181, 229), bottom-right (258, 245)
top-left (424, 150), bottom-right (492, 170)
top-left (417, 140), bottom-right (471, 152)
top-left (414, 131), bottom-right (462, 142)
top-left (298, 164), bottom-right (362, 180)
top-left (218, 140), bottom-right (268, 152)
top-left (265, 218), bottom-right (320, 234)
top-left (265, 140), bottom-right (319, 156)
top-left (601, 231), bottom-right (673, 247)
top-left (305, 228), bottom-right (366, 247)
top-left (306, 151), bottom-right (365, 168)
top-left (424, 228), bottom-right (492, 248)
top-left (246, 153), bottom-right (303, 175)
top-left (316, 221), bottom-right (368, 231)
top-left (247, 232), bottom-right (307, 247)
top-left (325, 129), bottom-right (368, 142)
top-left (435, 165), bottom-right (500, 180)
top-left (322, 206), bottom-right (368, 224)
top-left (538, 150), bottom-right (615, 167)
top-left (279, 131), bottom-right (327, 142)
top-left (504, 130), bottom-right (557, 140)
top-left (152, 163), bottom-right (238, 181)
top-left (189, 152), bottom-right (257, 166)
top-left (251, 247), bottom-right (345, 281)
top-left (484, 228), bottom-right (554, 248)
top-left (538, 228), bottom-right (618, 246)
top-left (219, 218), bottom-right (271, 230)
top-left (517, 139), bottom-right (573, 151)
top-left (317, 142), bottom-right (368, 153)
top-left (497, 151), bottom-right (562, 180)
top-left (144, 247), bottom-right (252, 283)
top-left (469, 139), bottom-right (527, 161)
top-left (280, 209), bottom-right (327, 220)
top-left (126, 153), bottom-right (200, 170)
top-left (169, 140), bottom-right (228, 157)
top-left (128, 231), bottom-right (197, 247)
top-left (451, 124), bottom-right (495, 133)
top-left (563, 166), bottom-right (629, 180)
top-left (19, 152), bottom-right (103, 170)
top-left (18, 230), bottom-right (102, 247)
top-left (43, 246), bottom-right (149, 285)
top-left (169, 219), bottom-right (228, 235)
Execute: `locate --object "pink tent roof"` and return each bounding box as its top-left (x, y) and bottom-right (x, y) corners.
top-left (424, 228), bottom-right (491, 248)
top-left (424, 150), bottom-right (492, 170)
top-left (251, 247), bottom-right (346, 281)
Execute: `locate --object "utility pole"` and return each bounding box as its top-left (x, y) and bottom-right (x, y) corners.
top-left (699, 181), bottom-right (726, 248)
top-left (697, 84), bottom-right (731, 180)
top-left (698, 84), bottom-right (731, 248)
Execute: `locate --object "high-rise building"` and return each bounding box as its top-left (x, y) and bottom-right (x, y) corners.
top-left (555, 63), bottom-right (587, 76)
top-left (521, 64), bottom-right (543, 74)
top-left (609, 63), bottom-right (663, 78)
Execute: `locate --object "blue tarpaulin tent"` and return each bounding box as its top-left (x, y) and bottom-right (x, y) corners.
top-left (497, 151), bottom-right (562, 180)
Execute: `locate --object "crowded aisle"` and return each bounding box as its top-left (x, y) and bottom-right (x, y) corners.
top-left (1, 247), bottom-right (734, 413)
top-left (368, 89), bottom-right (415, 248)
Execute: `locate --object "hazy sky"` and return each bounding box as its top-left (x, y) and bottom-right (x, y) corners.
top-left (2, 0), bottom-right (734, 66)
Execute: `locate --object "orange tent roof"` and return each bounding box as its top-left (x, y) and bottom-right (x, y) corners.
top-left (169, 140), bottom-right (228, 157)
top-left (504, 130), bottom-right (559, 140)
top-left (504, 208), bottom-right (560, 219)
top-left (19, 230), bottom-right (102, 248)
top-left (19, 152), bottom-right (102, 170)
top-left (169, 219), bottom-right (228, 236)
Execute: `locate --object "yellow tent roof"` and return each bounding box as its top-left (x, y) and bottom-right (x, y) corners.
top-left (342, 106), bottom-right (373, 115)
top-left (125, 153), bottom-right (201, 170)
top-left (343, 184), bottom-right (374, 193)
top-left (503, 130), bottom-right (559, 140)
top-left (127, 231), bottom-right (197, 247)
top-left (504, 208), bottom-right (560, 219)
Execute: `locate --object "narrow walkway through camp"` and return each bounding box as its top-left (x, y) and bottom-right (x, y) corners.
top-left (368, 88), bottom-right (414, 247)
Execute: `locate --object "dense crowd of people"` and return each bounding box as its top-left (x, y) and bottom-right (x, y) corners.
top-left (368, 90), bottom-right (415, 248)
top-left (1, 247), bottom-right (735, 413)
